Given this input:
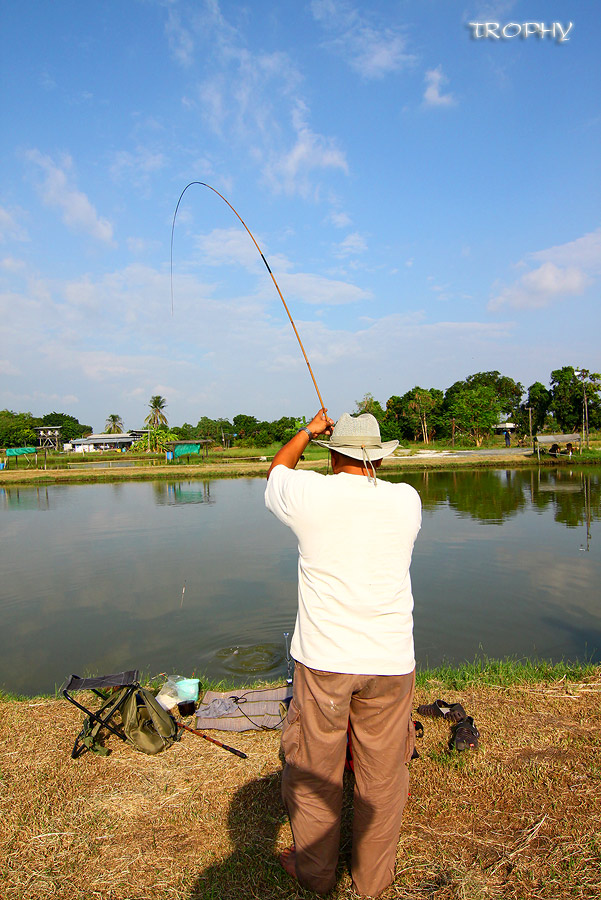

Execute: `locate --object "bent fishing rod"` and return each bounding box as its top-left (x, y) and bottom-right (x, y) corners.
top-left (170, 181), bottom-right (326, 412)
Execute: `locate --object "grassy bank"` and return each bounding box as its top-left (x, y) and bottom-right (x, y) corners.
top-left (1, 660), bottom-right (599, 899)
top-left (2, 447), bottom-right (600, 486)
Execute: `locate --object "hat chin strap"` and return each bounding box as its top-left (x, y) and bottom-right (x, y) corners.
top-left (361, 446), bottom-right (378, 486)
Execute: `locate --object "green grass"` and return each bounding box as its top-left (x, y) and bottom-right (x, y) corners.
top-left (415, 655), bottom-right (597, 690)
top-left (1, 657), bottom-right (596, 703)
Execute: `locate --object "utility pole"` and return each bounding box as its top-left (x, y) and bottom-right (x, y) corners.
top-left (575, 369), bottom-right (590, 451)
top-left (526, 406), bottom-right (533, 446)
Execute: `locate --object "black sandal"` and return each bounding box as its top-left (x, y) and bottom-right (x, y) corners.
top-left (417, 699), bottom-right (467, 723)
top-left (449, 716), bottom-right (480, 751)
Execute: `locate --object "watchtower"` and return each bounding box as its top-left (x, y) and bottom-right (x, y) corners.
top-left (35, 426), bottom-right (62, 451)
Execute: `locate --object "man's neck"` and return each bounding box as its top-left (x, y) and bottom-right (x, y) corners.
top-left (333, 461), bottom-right (374, 477)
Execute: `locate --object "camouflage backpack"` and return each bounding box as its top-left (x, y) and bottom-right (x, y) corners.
top-left (119, 686), bottom-right (179, 755)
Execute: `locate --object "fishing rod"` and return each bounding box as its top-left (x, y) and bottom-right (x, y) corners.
top-left (170, 181), bottom-right (326, 412)
top-left (177, 721), bottom-right (248, 759)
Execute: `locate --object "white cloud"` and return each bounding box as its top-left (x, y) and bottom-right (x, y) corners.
top-left (165, 4), bottom-right (195, 66)
top-left (126, 237), bottom-right (162, 255)
top-left (311, 0), bottom-right (415, 79)
top-left (0, 206), bottom-right (29, 243)
top-left (110, 147), bottom-right (166, 182)
top-left (1, 256), bottom-right (26, 272)
top-left (195, 34), bottom-right (301, 141)
top-left (423, 66), bottom-right (456, 107)
top-left (194, 227), bottom-right (267, 270)
top-left (278, 271), bottom-right (371, 306)
top-left (171, 2), bottom-right (346, 198)
top-left (26, 150), bottom-right (114, 244)
top-left (263, 101), bottom-right (348, 197)
top-left (530, 228), bottom-right (601, 271)
top-left (489, 228), bottom-right (601, 310)
top-left (328, 210), bottom-right (352, 228)
top-left (333, 232), bottom-right (368, 257)
top-left (0, 359), bottom-right (19, 375)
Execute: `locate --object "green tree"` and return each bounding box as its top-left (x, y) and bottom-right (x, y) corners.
top-left (406, 387), bottom-right (444, 443)
top-left (573, 368), bottom-right (601, 439)
top-left (132, 427), bottom-right (178, 453)
top-left (548, 367), bottom-right (600, 432)
top-left (0, 410), bottom-right (40, 447)
top-left (515, 382), bottom-right (551, 437)
top-left (271, 416), bottom-right (298, 442)
top-left (464, 371), bottom-right (524, 417)
top-left (145, 396), bottom-right (168, 428)
top-left (40, 412), bottom-right (92, 442)
top-left (232, 414), bottom-right (258, 439)
top-left (172, 422), bottom-right (198, 440)
top-left (354, 393), bottom-right (386, 421)
top-left (445, 383), bottom-right (501, 447)
top-left (105, 414), bottom-right (124, 434)
top-left (386, 389), bottom-right (443, 442)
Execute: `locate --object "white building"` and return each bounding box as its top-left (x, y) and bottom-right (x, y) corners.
top-left (68, 432), bottom-right (145, 452)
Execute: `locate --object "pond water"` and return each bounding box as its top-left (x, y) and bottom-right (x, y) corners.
top-left (1, 468), bottom-right (599, 696)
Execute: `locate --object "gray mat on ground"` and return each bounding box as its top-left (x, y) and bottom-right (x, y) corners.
top-left (195, 684), bottom-right (293, 732)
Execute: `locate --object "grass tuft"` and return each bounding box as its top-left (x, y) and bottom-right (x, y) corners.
top-left (415, 655), bottom-right (597, 690)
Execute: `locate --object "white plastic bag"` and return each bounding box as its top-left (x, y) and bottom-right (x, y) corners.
top-left (156, 676), bottom-right (199, 710)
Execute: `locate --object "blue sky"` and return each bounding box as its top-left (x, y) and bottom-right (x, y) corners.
top-left (1, 0), bottom-right (599, 431)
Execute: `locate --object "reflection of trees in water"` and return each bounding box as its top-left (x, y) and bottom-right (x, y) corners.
top-left (151, 480), bottom-right (214, 505)
top-left (402, 469), bottom-right (527, 523)
top-left (1, 485), bottom-right (52, 510)
top-left (526, 470), bottom-right (600, 529)
top-left (389, 468), bottom-right (600, 528)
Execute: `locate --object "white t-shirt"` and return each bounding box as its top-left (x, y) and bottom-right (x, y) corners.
top-left (265, 465), bottom-right (421, 675)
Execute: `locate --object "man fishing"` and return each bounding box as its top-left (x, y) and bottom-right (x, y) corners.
top-left (265, 408), bottom-right (422, 897)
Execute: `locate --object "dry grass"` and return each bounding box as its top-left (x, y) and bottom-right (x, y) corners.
top-left (1, 671), bottom-right (600, 899)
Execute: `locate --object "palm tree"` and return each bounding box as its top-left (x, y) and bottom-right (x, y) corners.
top-left (145, 395), bottom-right (168, 428)
top-left (105, 414), bottom-right (124, 434)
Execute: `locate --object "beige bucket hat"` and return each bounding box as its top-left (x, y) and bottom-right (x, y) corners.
top-left (312, 413), bottom-right (398, 461)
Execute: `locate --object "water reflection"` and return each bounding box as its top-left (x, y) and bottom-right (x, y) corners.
top-left (1, 485), bottom-right (52, 511)
top-left (0, 469), bottom-right (599, 695)
top-left (153, 481), bottom-right (215, 506)
top-left (386, 467), bottom-right (599, 537)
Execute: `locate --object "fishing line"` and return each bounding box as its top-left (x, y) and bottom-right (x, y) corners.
top-left (170, 181), bottom-right (325, 411)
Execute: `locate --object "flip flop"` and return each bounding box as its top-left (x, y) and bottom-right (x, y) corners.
top-left (417, 699), bottom-right (467, 722)
top-left (448, 716), bottom-right (480, 751)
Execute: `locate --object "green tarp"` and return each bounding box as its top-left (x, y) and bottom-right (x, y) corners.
top-left (173, 443), bottom-right (201, 458)
top-left (6, 447), bottom-right (36, 457)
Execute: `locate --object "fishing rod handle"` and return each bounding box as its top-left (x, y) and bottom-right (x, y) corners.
top-left (222, 743), bottom-right (248, 759)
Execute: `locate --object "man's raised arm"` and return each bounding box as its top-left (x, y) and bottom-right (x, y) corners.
top-left (267, 409), bottom-right (334, 478)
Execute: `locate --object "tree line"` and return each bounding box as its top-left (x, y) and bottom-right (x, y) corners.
top-left (172, 366), bottom-right (601, 448)
top-left (1, 366), bottom-right (599, 450)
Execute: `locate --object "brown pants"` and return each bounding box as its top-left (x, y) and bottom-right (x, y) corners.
top-left (281, 662), bottom-right (415, 897)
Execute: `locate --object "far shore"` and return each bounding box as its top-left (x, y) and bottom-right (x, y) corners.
top-left (2, 445), bottom-right (597, 486)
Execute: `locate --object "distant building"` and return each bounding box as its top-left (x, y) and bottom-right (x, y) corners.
top-left (68, 431), bottom-right (145, 452)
